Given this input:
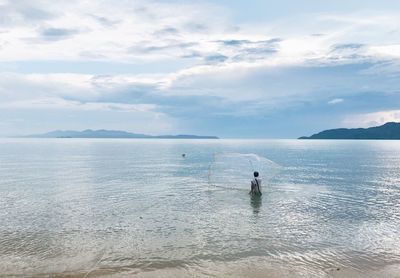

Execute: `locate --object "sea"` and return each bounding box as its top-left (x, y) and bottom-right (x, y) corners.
top-left (0, 139), bottom-right (399, 277)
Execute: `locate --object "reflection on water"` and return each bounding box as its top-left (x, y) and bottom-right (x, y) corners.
top-left (250, 195), bottom-right (262, 214)
top-left (0, 139), bottom-right (400, 277)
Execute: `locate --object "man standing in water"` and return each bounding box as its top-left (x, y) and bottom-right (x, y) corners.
top-left (250, 171), bottom-right (262, 195)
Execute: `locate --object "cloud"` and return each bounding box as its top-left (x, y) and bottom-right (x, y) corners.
top-left (0, 0), bottom-right (240, 62)
top-left (0, 0), bottom-right (54, 26)
top-left (87, 14), bottom-right (120, 27)
top-left (0, 97), bottom-right (158, 112)
top-left (220, 39), bottom-right (251, 46)
top-left (162, 60), bottom-right (395, 104)
top-left (205, 54), bottom-right (228, 64)
top-left (0, 59), bottom-right (399, 123)
top-left (369, 44), bottom-right (400, 58)
top-left (332, 43), bottom-right (364, 51)
top-left (328, 98), bottom-right (344, 105)
top-left (1, 1), bottom-right (399, 68)
top-left (38, 27), bottom-right (80, 41)
top-left (343, 110), bottom-right (400, 127)
top-left (153, 27), bottom-right (180, 37)
top-left (128, 41), bottom-right (200, 59)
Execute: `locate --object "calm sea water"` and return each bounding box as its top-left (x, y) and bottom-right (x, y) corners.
top-left (0, 139), bottom-right (399, 277)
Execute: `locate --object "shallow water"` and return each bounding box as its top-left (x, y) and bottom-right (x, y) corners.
top-left (0, 139), bottom-right (399, 277)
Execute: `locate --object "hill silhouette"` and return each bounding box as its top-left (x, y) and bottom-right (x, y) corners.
top-left (25, 129), bottom-right (219, 139)
top-left (299, 122), bottom-right (400, 140)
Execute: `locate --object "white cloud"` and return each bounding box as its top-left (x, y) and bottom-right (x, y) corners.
top-left (369, 44), bottom-right (400, 58)
top-left (0, 97), bottom-right (157, 112)
top-left (328, 98), bottom-right (344, 105)
top-left (0, 0), bottom-right (231, 62)
top-left (343, 110), bottom-right (400, 127)
top-left (0, 1), bottom-right (399, 67)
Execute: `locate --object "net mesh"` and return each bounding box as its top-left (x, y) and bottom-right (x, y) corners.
top-left (208, 153), bottom-right (281, 190)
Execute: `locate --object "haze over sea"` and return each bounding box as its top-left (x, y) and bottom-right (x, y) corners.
top-left (1, 139), bottom-right (400, 277)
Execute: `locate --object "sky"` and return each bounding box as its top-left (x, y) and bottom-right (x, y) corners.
top-left (1, 0), bottom-right (400, 138)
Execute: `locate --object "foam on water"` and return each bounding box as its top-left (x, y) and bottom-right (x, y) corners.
top-left (0, 139), bottom-right (400, 277)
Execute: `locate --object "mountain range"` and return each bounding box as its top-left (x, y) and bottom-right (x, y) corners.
top-left (24, 129), bottom-right (219, 139)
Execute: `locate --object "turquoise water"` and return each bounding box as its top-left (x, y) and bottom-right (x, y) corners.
top-left (0, 139), bottom-right (399, 277)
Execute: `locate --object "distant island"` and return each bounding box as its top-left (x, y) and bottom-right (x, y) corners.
top-left (24, 129), bottom-right (219, 139)
top-left (299, 122), bottom-right (400, 140)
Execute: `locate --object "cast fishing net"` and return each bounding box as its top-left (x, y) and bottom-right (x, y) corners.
top-left (208, 153), bottom-right (281, 190)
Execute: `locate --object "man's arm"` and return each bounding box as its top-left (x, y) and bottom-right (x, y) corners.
top-left (249, 181), bottom-right (254, 194)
